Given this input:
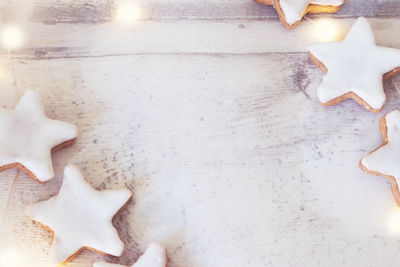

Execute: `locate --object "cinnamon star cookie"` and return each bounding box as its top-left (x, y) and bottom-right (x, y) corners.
top-left (309, 17), bottom-right (400, 113)
top-left (26, 165), bottom-right (132, 264)
top-left (254, 0), bottom-right (343, 29)
top-left (0, 89), bottom-right (77, 182)
top-left (360, 110), bottom-right (400, 206)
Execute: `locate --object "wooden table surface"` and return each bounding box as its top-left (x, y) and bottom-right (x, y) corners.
top-left (1, 0), bottom-right (400, 266)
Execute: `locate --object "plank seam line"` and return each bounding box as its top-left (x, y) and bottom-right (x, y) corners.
top-left (13, 51), bottom-right (308, 60)
top-left (30, 15), bottom-right (400, 24)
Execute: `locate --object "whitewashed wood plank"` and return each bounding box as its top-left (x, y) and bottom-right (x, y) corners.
top-left (1, 52), bottom-right (400, 266)
top-left (1, 0), bottom-right (400, 23)
top-left (3, 18), bottom-right (400, 59)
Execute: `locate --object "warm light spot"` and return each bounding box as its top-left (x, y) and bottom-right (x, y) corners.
top-left (1, 25), bottom-right (24, 50)
top-left (0, 248), bottom-right (21, 267)
top-left (115, 1), bottom-right (142, 23)
top-left (311, 18), bottom-right (342, 42)
top-left (387, 207), bottom-right (400, 234)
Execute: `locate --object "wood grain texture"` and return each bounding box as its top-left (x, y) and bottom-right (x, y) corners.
top-left (0, 1), bottom-right (400, 267)
top-left (2, 18), bottom-right (400, 59)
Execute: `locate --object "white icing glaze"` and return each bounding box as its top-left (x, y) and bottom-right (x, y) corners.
top-left (93, 243), bottom-right (167, 267)
top-left (361, 110), bottom-right (400, 185)
top-left (308, 17), bottom-right (400, 111)
top-left (279, 0), bottom-right (343, 25)
top-left (25, 164), bottom-right (132, 264)
top-left (0, 89), bottom-right (77, 182)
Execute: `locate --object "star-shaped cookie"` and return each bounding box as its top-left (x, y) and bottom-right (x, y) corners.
top-left (0, 89), bottom-right (77, 182)
top-left (360, 110), bottom-right (400, 206)
top-left (254, 0), bottom-right (343, 29)
top-left (309, 17), bottom-right (400, 113)
top-left (25, 165), bottom-right (132, 264)
top-left (93, 243), bottom-right (167, 267)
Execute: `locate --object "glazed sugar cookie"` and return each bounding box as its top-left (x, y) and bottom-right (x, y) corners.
top-left (0, 89), bottom-right (77, 182)
top-left (254, 0), bottom-right (343, 29)
top-left (309, 17), bottom-right (400, 113)
top-left (360, 110), bottom-right (400, 206)
top-left (25, 165), bottom-right (132, 264)
top-left (93, 243), bottom-right (167, 267)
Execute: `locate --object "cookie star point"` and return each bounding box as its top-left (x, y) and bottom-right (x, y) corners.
top-left (0, 89), bottom-right (78, 182)
top-left (93, 243), bottom-right (167, 267)
top-left (25, 165), bottom-right (132, 264)
top-left (309, 17), bottom-right (400, 112)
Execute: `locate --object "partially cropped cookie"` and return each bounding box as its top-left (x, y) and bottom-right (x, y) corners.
top-left (0, 89), bottom-right (77, 182)
top-left (254, 0), bottom-right (343, 29)
top-left (360, 110), bottom-right (400, 206)
top-left (94, 243), bottom-right (167, 267)
top-left (309, 17), bottom-right (400, 113)
top-left (25, 165), bottom-right (132, 264)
